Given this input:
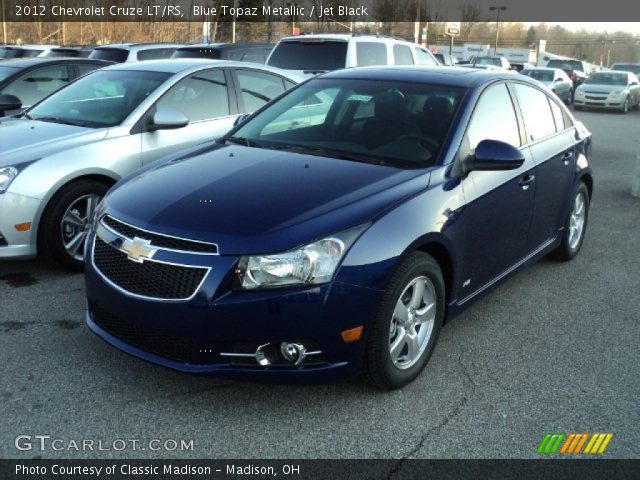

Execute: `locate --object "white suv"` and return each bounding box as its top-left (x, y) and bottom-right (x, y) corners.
top-left (266, 34), bottom-right (439, 75)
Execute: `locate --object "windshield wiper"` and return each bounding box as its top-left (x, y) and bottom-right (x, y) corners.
top-left (265, 144), bottom-right (387, 166)
top-left (225, 136), bottom-right (258, 147)
top-left (31, 116), bottom-right (92, 127)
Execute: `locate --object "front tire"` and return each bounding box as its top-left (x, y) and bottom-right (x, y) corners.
top-left (621, 97), bottom-right (629, 114)
top-left (363, 252), bottom-right (445, 390)
top-left (40, 180), bottom-right (109, 271)
top-left (551, 182), bottom-right (590, 261)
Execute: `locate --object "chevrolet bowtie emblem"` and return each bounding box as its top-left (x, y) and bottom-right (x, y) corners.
top-left (120, 237), bottom-right (156, 263)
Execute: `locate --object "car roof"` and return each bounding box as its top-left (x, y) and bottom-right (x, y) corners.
top-left (278, 34), bottom-right (416, 44)
top-left (0, 57), bottom-right (110, 68)
top-left (320, 66), bottom-right (525, 88)
top-left (101, 58), bottom-right (306, 80)
top-left (178, 43), bottom-right (272, 49)
top-left (94, 43), bottom-right (183, 51)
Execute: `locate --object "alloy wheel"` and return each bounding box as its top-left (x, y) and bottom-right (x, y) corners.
top-left (60, 194), bottom-right (101, 261)
top-left (568, 192), bottom-right (586, 250)
top-left (388, 276), bottom-right (437, 370)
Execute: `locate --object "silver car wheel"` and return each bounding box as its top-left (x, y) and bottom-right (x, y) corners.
top-left (388, 276), bottom-right (436, 370)
top-left (61, 194), bottom-right (101, 261)
top-left (568, 191), bottom-right (586, 250)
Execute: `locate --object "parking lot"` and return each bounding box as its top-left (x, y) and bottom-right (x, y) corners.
top-left (1, 107), bottom-right (639, 460)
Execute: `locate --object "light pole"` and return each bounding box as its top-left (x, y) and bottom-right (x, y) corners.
top-left (489, 6), bottom-right (506, 55)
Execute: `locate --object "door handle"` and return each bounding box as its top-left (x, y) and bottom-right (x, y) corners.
top-left (562, 151), bottom-right (574, 164)
top-left (519, 174), bottom-right (535, 190)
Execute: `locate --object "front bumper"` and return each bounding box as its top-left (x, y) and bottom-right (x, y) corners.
top-left (84, 228), bottom-right (383, 383)
top-left (0, 192), bottom-right (41, 259)
top-left (573, 97), bottom-right (625, 110)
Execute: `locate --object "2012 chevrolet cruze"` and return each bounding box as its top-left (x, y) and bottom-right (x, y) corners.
top-left (84, 67), bottom-right (593, 389)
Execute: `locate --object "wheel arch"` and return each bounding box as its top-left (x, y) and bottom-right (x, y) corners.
top-left (414, 239), bottom-right (456, 319)
top-left (34, 173), bottom-right (119, 250)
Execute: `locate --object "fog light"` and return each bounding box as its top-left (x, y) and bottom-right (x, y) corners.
top-left (280, 342), bottom-right (306, 365)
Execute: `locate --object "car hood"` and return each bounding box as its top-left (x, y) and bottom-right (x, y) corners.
top-left (105, 144), bottom-right (431, 255)
top-left (0, 118), bottom-right (108, 166)
top-left (580, 84), bottom-right (626, 93)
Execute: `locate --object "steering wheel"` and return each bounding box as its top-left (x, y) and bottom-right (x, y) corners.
top-left (394, 133), bottom-right (440, 152)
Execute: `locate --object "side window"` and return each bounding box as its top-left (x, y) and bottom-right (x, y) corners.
top-left (513, 83), bottom-right (556, 142)
top-left (3, 65), bottom-right (70, 105)
top-left (356, 42), bottom-right (387, 67)
top-left (393, 45), bottom-right (414, 65)
top-left (466, 83), bottom-right (520, 150)
top-left (77, 64), bottom-right (102, 76)
top-left (547, 98), bottom-right (566, 132)
top-left (156, 69), bottom-right (230, 122)
top-left (414, 48), bottom-right (438, 66)
top-left (236, 70), bottom-right (286, 112)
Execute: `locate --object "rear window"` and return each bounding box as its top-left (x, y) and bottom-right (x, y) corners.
top-left (173, 48), bottom-right (221, 60)
top-left (0, 48), bottom-right (23, 59)
top-left (268, 40), bottom-right (348, 71)
top-left (136, 48), bottom-right (177, 61)
top-left (521, 70), bottom-right (553, 82)
top-left (611, 64), bottom-right (640, 75)
top-left (47, 49), bottom-right (81, 58)
top-left (89, 48), bottom-right (129, 63)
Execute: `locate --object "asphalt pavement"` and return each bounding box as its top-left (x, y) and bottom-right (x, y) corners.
top-left (1, 108), bottom-right (639, 460)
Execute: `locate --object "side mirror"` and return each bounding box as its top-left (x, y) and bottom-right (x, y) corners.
top-left (233, 113), bottom-right (251, 127)
top-left (466, 139), bottom-right (525, 172)
top-left (0, 94), bottom-right (22, 114)
top-left (147, 108), bottom-right (188, 131)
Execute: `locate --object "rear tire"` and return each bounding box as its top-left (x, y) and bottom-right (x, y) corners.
top-left (40, 180), bottom-right (109, 271)
top-left (550, 182), bottom-right (590, 261)
top-left (363, 252), bottom-right (445, 390)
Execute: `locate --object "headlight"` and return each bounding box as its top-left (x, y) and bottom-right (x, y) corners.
top-left (236, 225), bottom-right (367, 290)
top-left (0, 166), bottom-right (18, 193)
top-left (609, 90), bottom-right (624, 97)
top-left (575, 88), bottom-right (585, 96)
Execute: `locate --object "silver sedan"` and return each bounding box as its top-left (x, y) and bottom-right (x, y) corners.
top-left (0, 59), bottom-right (303, 269)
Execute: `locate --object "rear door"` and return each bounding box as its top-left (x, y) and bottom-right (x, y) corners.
top-left (140, 68), bottom-right (237, 166)
top-left (511, 82), bottom-right (576, 251)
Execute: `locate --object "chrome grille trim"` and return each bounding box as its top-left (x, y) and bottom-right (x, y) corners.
top-left (100, 215), bottom-right (219, 255)
top-left (91, 234), bottom-right (211, 302)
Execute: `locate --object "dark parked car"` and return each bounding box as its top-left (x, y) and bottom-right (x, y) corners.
top-left (0, 58), bottom-right (111, 116)
top-left (89, 43), bottom-right (182, 63)
top-left (172, 43), bottom-right (273, 64)
top-left (84, 67), bottom-right (593, 389)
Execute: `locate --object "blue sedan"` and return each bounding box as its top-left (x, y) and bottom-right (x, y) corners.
top-left (84, 67), bottom-right (593, 389)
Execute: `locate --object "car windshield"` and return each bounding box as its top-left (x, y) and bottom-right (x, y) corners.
top-left (89, 48), bottom-right (129, 63)
top-left (547, 60), bottom-right (583, 72)
top-left (172, 48), bottom-right (221, 59)
top-left (476, 57), bottom-right (501, 66)
top-left (268, 41), bottom-right (348, 71)
top-left (612, 64), bottom-right (640, 75)
top-left (521, 70), bottom-right (554, 82)
top-left (0, 65), bottom-right (19, 82)
top-left (231, 78), bottom-right (466, 168)
top-left (27, 69), bottom-right (171, 128)
top-left (585, 73), bottom-right (628, 86)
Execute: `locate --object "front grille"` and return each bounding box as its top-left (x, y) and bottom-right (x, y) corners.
top-left (102, 215), bottom-right (218, 254)
top-left (585, 95), bottom-right (606, 100)
top-left (89, 301), bottom-right (194, 362)
top-left (93, 237), bottom-right (208, 300)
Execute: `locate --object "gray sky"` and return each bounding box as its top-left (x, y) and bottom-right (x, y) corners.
top-left (524, 22), bottom-right (640, 34)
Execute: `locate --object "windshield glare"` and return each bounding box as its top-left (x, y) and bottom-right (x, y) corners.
top-left (233, 78), bottom-right (465, 168)
top-left (585, 73), bottom-right (628, 86)
top-left (27, 70), bottom-right (171, 127)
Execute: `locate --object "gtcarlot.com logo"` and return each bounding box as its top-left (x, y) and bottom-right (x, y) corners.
top-left (15, 435), bottom-right (194, 452)
top-left (537, 432), bottom-right (613, 455)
